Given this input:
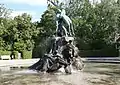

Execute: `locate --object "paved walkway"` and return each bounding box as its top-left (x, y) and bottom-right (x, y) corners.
top-left (0, 57), bottom-right (120, 67)
top-left (84, 57), bottom-right (120, 63)
top-left (0, 59), bottom-right (39, 67)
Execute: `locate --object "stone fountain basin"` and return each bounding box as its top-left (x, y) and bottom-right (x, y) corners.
top-left (0, 63), bottom-right (120, 85)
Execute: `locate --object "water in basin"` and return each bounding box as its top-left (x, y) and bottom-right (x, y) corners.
top-left (0, 63), bottom-right (120, 85)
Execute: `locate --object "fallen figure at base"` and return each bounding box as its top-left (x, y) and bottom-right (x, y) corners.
top-left (28, 53), bottom-right (84, 74)
top-left (29, 38), bottom-right (84, 74)
top-left (29, 53), bottom-right (71, 74)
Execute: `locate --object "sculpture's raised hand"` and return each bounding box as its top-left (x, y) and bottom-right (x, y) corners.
top-left (47, 0), bottom-right (58, 7)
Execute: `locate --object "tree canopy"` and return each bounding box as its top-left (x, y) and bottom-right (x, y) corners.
top-left (1, 0), bottom-right (120, 54)
top-left (64, 0), bottom-right (120, 50)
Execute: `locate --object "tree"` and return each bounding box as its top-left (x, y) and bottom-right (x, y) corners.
top-left (0, 4), bottom-right (11, 18)
top-left (32, 2), bottom-right (58, 58)
top-left (0, 4), bottom-right (12, 50)
top-left (39, 8), bottom-right (56, 37)
top-left (64, 0), bottom-right (120, 50)
top-left (14, 13), bottom-right (38, 51)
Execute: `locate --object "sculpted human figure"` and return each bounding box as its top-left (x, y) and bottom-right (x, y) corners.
top-left (29, 0), bottom-right (84, 74)
top-left (47, 0), bottom-right (74, 37)
top-left (58, 9), bottom-right (74, 36)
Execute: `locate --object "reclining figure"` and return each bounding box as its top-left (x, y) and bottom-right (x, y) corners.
top-left (29, 37), bottom-right (84, 74)
top-left (29, 53), bottom-right (71, 74)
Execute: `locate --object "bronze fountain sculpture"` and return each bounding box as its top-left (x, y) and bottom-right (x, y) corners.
top-left (29, 0), bottom-right (84, 74)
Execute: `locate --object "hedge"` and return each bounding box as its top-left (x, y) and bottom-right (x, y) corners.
top-left (79, 48), bottom-right (118, 57)
top-left (22, 51), bottom-right (32, 59)
top-left (0, 50), bottom-right (18, 59)
top-left (0, 50), bottom-right (11, 55)
top-left (0, 50), bottom-right (32, 59)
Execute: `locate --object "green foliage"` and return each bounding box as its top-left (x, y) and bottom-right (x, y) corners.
top-left (0, 50), bottom-right (18, 59)
top-left (32, 5), bottom-right (58, 58)
top-left (22, 51), bottom-right (32, 59)
top-left (0, 50), bottom-right (11, 55)
top-left (32, 6), bottom-right (57, 58)
top-left (65, 0), bottom-right (120, 50)
top-left (1, 1), bottom-right (120, 57)
top-left (0, 4), bottom-right (12, 18)
top-left (0, 4), bottom-right (12, 50)
top-left (39, 7), bottom-right (56, 37)
top-left (0, 12), bottom-right (39, 51)
top-left (0, 5), bottom-right (40, 55)
top-left (13, 51), bottom-right (18, 59)
top-left (79, 46), bottom-right (118, 57)
top-left (14, 41), bottom-right (26, 51)
top-left (32, 37), bottom-right (51, 58)
top-left (14, 13), bottom-right (36, 51)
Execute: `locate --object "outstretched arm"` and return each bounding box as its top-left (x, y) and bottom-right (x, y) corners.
top-left (47, 0), bottom-right (58, 7)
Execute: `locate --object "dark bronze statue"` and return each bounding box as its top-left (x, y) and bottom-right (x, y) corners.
top-left (29, 0), bottom-right (84, 74)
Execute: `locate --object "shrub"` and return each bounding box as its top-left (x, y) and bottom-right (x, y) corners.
top-left (0, 50), bottom-right (11, 55)
top-left (22, 51), bottom-right (32, 59)
top-left (0, 50), bottom-right (18, 59)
